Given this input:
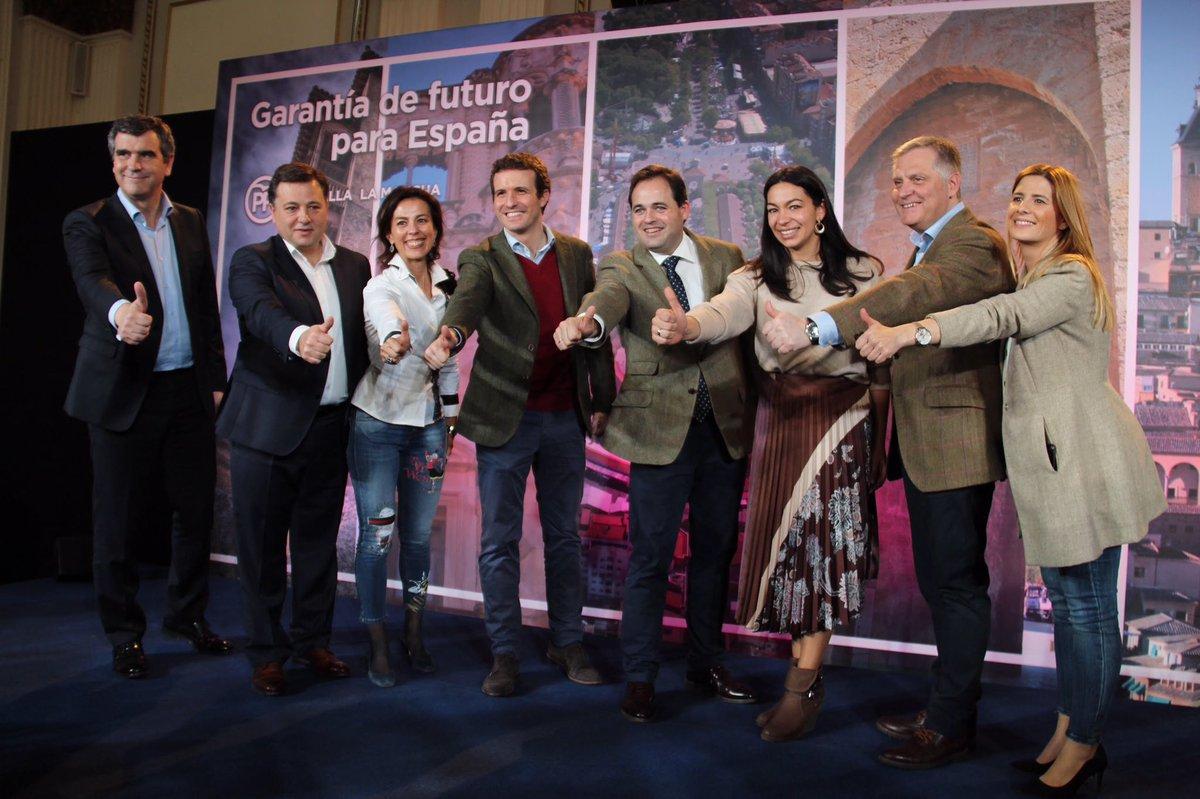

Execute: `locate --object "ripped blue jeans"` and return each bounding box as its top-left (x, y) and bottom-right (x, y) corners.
top-left (348, 409), bottom-right (446, 623)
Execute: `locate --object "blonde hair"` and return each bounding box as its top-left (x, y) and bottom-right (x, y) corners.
top-left (1011, 164), bottom-right (1114, 332)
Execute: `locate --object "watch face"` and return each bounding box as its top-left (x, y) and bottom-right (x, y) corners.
top-left (915, 326), bottom-right (932, 346)
top-left (805, 320), bottom-right (820, 344)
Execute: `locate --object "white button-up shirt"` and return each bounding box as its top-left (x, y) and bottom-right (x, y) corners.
top-left (351, 256), bottom-right (460, 426)
top-left (284, 236), bottom-right (348, 406)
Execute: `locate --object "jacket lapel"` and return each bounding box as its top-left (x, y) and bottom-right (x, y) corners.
top-left (631, 244), bottom-right (671, 300)
top-left (690, 230), bottom-right (722, 300)
top-left (553, 228), bottom-right (581, 306)
top-left (166, 207), bottom-right (194, 301)
top-left (270, 235), bottom-right (323, 322)
top-left (491, 233), bottom-right (537, 316)
top-left (920, 207), bottom-right (972, 267)
top-left (99, 195), bottom-right (155, 286)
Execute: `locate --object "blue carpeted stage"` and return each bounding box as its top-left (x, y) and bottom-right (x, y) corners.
top-left (1, 575), bottom-right (1192, 798)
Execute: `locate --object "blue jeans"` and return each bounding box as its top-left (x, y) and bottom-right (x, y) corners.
top-left (475, 409), bottom-right (585, 655)
top-left (1040, 545), bottom-right (1122, 746)
top-left (348, 409), bottom-right (446, 624)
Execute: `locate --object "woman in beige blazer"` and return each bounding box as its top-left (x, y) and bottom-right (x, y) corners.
top-left (855, 164), bottom-right (1165, 796)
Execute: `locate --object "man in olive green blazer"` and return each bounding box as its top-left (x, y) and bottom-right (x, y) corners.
top-left (781, 137), bottom-right (1014, 768)
top-left (424, 153), bottom-right (615, 698)
top-left (556, 164), bottom-right (755, 722)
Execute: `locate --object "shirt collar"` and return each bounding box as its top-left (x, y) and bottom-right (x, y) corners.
top-left (284, 235), bottom-right (336, 267)
top-left (386, 254), bottom-right (450, 286)
top-left (503, 225), bottom-right (555, 261)
top-left (910, 201), bottom-right (964, 251)
top-left (648, 230), bottom-right (698, 266)
top-left (117, 188), bottom-right (173, 228)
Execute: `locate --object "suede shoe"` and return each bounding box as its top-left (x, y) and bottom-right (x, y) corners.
top-left (251, 662), bottom-right (287, 696)
top-left (620, 681), bottom-right (656, 722)
top-left (298, 648), bottom-right (350, 678)
top-left (685, 665), bottom-right (758, 704)
top-left (878, 728), bottom-right (973, 770)
top-left (481, 653), bottom-right (520, 697)
top-left (876, 709), bottom-right (927, 740)
top-left (162, 619), bottom-right (234, 655)
top-left (112, 640), bottom-right (147, 679)
top-left (546, 642), bottom-right (603, 685)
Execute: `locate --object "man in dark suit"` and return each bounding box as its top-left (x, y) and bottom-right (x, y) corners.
top-left (554, 165), bottom-right (757, 722)
top-left (768, 136), bottom-right (1013, 767)
top-left (423, 152), bottom-right (615, 697)
top-left (218, 162), bottom-right (370, 696)
top-left (63, 115), bottom-right (231, 678)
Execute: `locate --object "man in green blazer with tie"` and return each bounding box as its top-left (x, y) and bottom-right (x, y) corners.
top-left (555, 164), bottom-right (757, 722)
top-left (423, 152), bottom-right (615, 698)
top-left (769, 136), bottom-right (1014, 768)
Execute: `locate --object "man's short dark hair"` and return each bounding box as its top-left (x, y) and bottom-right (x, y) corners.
top-left (107, 115), bottom-right (175, 161)
top-left (268, 162), bottom-right (330, 204)
top-left (628, 164), bottom-right (687, 207)
top-left (489, 152), bottom-right (551, 199)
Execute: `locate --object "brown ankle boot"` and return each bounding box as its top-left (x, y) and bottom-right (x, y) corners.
top-left (756, 700), bottom-right (781, 728)
top-left (761, 664), bottom-right (823, 742)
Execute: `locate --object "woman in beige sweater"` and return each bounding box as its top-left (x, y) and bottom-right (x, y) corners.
top-left (855, 164), bottom-right (1164, 796)
top-left (656, 165), bottom-right (890, 742)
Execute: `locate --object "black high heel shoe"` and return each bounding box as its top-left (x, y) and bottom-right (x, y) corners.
top-left (1019, 744), bottom-right (1107, 796)
top-left (1010, 756), bottom-right (1053, 776)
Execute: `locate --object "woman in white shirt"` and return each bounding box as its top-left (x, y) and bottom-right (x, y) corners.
top-left (349, 187), bottom-right (459, 687)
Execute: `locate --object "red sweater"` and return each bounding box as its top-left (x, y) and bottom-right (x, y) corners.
top-left (516, 247), bottom-right (576, 412)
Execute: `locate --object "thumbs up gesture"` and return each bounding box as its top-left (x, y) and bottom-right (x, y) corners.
top-left (299, 316), bottom-right (335, 364)
top-left (381, 319), bottom-right (410, 364)
top-left (423, 325), bottom-right (458, 369)
top-left (553, 305), bottom-right (599, 351)
top-left (652, 286), bottom-right (691, 346)
top-left (761, 300), bottom-right (810, 354)
top-left (854, 308), bottom-right (925, 363)
top-left (115, 281), bottom-right (153, 344)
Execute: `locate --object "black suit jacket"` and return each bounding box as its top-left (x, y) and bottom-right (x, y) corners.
top-left (63, 194), bottom-right (226, 431)
top-left (216, 235), bottom-right (370, 457)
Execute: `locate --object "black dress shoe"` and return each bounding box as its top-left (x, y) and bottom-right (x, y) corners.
top-left (685, 665), bottom-right (758, 704)
top-left (1011, 756), bottom-right (1054, 776)
top-left (878, 728), bottom-right (973, 770)
top-left (162, 620), bottom-right (234, 655)
top-left (621, 681), bottom-right (656, 722)
top-left (252, 662), bottom-right (287, 696)
top-left (112, 641), bottom-right (147, 679)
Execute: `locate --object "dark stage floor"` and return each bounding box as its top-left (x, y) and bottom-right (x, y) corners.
top-left (0, 575), bottom-right (1191, 798)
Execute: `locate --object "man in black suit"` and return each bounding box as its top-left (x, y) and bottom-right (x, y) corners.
top-left (218, 162), bottom-right (370, 696)
top-left (63, 115), bottom-right (231, 678)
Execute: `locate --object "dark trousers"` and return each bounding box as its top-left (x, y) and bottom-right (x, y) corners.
top-left (621, 417), bottom-right (746, 683)
top-left (88, 368), bottom-right (215, 646)
top-left (901, 462), bottom-right (995, 739)
top-left (475, 409), bottom-right (586, 655)
top-left (231, 404), bottom-right (349, 666)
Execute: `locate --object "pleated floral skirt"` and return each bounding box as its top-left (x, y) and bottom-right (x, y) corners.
top-left (736, 369), bottom-right (879, 637)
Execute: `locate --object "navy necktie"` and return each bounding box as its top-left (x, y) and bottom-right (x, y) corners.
top-left (661, 255), bottom-right (711, 422)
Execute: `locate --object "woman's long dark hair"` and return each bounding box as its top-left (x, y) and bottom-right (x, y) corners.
top-left (752, 165), bottom-right (879, 300)
top-left (375, 185), bottom-right (455, 294)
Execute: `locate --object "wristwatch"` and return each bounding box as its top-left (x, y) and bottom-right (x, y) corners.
top-left (805, 319), bottom-right (820, 346)
top-left (914, 324), bottom-right (933, 346)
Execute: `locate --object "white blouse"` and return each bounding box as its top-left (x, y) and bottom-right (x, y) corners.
top-left (351, 256), bottom-right (460, 426)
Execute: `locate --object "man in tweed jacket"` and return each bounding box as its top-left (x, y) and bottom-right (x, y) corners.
top-left (786, 137), bottom-right (1014, 767)
top-left (555, 164), bottom-right (757, 722)
top-left (423, 153), bottom-right (615, 698)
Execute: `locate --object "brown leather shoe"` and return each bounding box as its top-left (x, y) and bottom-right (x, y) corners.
top-left (685, 665), bottom-right (758, 704)
top-left (252, 662), bottom-right (286, 696)
top-left (299, 648), bottom-right (351, 678)
top-left (756, 700), bottom-right (781, 728)
top-left (878, 728), bottom-right (972, 770)
top-left (620, 681), bottom-right (656, 722)
top-left (876, 709), bottom-right (927, 740)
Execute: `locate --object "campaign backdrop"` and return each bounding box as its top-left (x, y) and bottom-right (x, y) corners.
top-left (204, 0), bottom-right (1197, 701)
